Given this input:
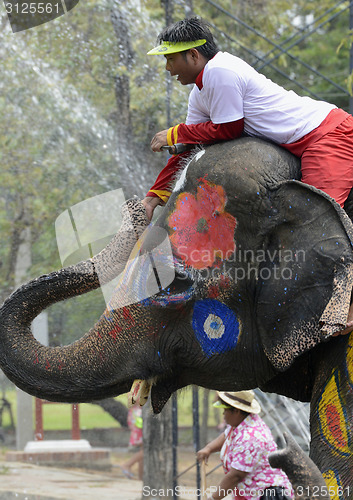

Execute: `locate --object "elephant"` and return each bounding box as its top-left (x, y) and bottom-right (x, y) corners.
top-left (0, 137), bottom-right (353, 497)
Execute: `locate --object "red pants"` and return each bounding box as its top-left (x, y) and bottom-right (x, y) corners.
top-left (283, 109), bottom-right (353, 208)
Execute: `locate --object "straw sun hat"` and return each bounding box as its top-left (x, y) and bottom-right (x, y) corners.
top-left (214, 390), bottom-right (261, 414)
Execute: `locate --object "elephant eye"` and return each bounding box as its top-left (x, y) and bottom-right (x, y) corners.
top-left (144, 261), bottom-right (195, 306)
top-left (156, 271), bottom-right (194, 300)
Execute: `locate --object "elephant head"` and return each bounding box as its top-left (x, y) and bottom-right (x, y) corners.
top-left (1, 137), bottom-right (353, 493)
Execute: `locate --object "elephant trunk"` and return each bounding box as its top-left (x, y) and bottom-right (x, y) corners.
top-left (0, 199), bottom-right (149, 402)
top-left (269, 433), bottom-right (329, 500)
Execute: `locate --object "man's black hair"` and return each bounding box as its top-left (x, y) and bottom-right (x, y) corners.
top-left (158, 17), bottom-right (219, 60)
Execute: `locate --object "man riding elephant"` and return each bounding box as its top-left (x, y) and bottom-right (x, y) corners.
top-left (143, 16), bottom-right (353, 336)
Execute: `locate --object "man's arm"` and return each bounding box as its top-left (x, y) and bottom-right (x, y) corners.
top-left (150, 119), bottom-right (244, 151)
top-left (146, 151), bottom-right (192, 201)
top-left (171, 119), bottom-right (244, 144)
top-left (196, 432), bottom-right (226, 463)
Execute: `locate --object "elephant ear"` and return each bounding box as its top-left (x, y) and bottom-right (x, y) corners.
top-left (256, 180), bottom-right (353, 371)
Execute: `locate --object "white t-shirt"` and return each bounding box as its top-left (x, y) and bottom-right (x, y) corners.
top-left (186, 51), bottom-right (336, 144)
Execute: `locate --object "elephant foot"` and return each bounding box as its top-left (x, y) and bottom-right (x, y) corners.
top-left (128, 379), bottom-right (152, 407)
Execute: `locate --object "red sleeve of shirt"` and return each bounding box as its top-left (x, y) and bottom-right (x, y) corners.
top-left (147, 119), bottom-right (244, 201)
top-left (172, 119), bottom-right (244, 144)
top-left (146, 151), bottom-right (192, 200)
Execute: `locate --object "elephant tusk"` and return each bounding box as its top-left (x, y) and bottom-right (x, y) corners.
top-left (128, 379), bottom-right (152, 407)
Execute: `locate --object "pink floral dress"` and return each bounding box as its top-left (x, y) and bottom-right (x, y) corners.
top-left (220, 414), bottom-right (293, 499)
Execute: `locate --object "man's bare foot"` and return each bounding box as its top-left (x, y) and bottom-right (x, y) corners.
top-left (142, 196), bottom-right (162, 221)
top-left (332, 321), bottom-right (353, 337)
top-left (332, 302), bottom-right (353, 336)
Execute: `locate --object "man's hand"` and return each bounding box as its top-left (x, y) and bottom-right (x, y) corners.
top-left (151, 129), bottom-right (169, 152)
top-left (142, 196), bottom-right (162, 221)
top-left (196, 445), bottom-right (212, 464)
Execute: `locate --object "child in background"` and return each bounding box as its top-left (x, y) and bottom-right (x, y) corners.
top-left (120, 403), bottom-right (143, 480)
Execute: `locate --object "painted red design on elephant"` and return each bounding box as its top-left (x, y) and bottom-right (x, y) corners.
top-left (326, 404), bottom-right (348, 449)
top-left (33, 349), bottom-right (39, 365)
top-left (123, 307), bottom-right (135, 324)
top-left (107, 325), bottom-right (122, 340)
top-left (207, 275), bottom-right (231, 298)
top-left (168, 178), bottom-right (236, 270)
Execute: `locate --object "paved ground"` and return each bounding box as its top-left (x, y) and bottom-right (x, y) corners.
top-left (0, 449), bottom-right (226, 500)
top-left (0, 462), bottom-right (142, 500)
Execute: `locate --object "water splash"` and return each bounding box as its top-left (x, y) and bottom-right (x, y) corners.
top-left (0, 11), bottom-right (150, 197)
top-left (255, 389), bottom-right (310, 452)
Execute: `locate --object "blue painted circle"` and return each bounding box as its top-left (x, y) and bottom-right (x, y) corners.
top-left (192, 299), bottom-right (240, 357)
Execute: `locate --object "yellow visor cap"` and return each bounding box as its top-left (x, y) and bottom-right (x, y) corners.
top-left (147, 39), bottom-right (206, 55)
top-left (213, 400), bottom-right (232, 409)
